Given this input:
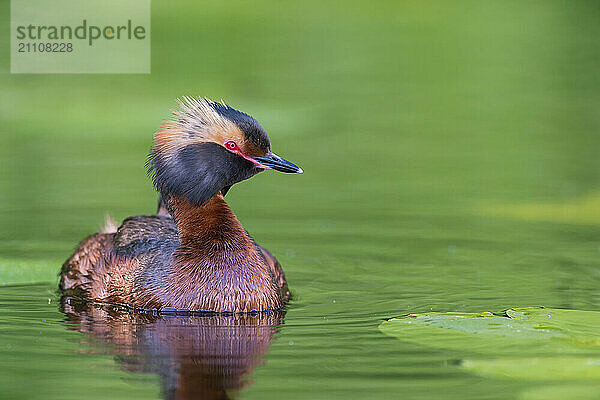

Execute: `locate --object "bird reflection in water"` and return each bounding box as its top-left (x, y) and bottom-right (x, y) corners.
top-left (61, 297), bottom-right (285, 400)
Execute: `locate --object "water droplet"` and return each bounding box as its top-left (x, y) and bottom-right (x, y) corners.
top-left (332, 299), bottom-right (336, 303)
top-left (289, 340), bottom-right (294, 345)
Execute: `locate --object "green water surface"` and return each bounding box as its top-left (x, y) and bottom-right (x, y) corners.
top-left (1, 1), bottom-right (599, 399)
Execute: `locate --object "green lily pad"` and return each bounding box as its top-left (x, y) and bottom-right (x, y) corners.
top-left (380, 308), bottom-right (600, 350)
top-left (379, 307), bottom-right (600, 383)
top-left (505, 307), bottom-right (600, 345)
top-left (379, 308), bottom-right (595, 356)
top-left (387, 310), bottom-right (567, 339)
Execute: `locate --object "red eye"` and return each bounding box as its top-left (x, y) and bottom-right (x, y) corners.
top-left (225, 141), bottom-right (238, 151)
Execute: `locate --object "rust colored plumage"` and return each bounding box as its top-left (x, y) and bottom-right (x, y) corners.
top-left (60, 97), bottom-right (300, 313)
top-left (60, 197), bottom-right (289, 312)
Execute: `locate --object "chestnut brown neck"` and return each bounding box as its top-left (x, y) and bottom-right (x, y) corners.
top-left (169, 194), bottom-right (255, 257)
top-left (154, 194), bottom-right (284, 312)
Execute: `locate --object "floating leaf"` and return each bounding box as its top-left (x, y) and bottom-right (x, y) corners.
top-left (379, 307), bottom-right (600, 385)
top-left (505, 307), bottom-right (600, 345)
top-left (379, 308), bottom-right (588, 356)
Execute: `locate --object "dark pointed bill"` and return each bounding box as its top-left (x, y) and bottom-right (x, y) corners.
top-left (253, 153), bottom-right (303, 173)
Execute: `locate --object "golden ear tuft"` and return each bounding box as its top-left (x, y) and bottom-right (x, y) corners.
top-left (152, 97), bottom-right (243, 156)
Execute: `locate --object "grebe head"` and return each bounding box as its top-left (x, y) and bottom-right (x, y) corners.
top-left (149, 97), bottom-right (302, 206)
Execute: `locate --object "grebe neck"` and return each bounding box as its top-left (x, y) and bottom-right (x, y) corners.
top-left (169, 194), bottom-right (255, 256)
